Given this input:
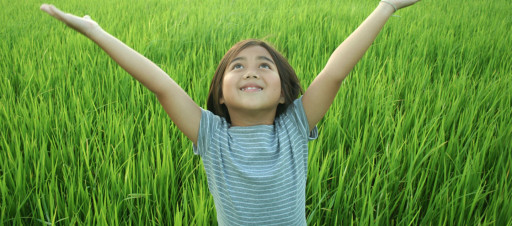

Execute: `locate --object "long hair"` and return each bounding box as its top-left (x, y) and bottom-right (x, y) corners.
top-left (207, 39), bottom-right (302, 123)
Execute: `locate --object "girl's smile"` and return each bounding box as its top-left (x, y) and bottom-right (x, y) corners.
top-left (240, 82), bottom-right (263, 92)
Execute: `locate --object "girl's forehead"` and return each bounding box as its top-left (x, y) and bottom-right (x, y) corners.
top-left (235, 45), bottom-right (272, 58)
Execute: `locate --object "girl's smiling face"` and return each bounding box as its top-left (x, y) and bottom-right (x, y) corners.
top-left (220, 45), bottom-right (285, 125)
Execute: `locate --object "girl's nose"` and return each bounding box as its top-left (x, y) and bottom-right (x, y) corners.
top-left (243, 71), bottom-right (259, 79)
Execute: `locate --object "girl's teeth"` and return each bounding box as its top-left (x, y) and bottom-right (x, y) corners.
top-left (242, 87), bottom-right (262, 91)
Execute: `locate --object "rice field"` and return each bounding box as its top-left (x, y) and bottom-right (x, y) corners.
top-left (1, 0), bottom-right (511, 225)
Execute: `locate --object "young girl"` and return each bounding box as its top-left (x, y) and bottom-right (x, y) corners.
top-left (41, 0), bottom-right (420, 224)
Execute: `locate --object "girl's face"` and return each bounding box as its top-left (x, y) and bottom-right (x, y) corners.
top-left (220, 45), bottom-right (285, 120)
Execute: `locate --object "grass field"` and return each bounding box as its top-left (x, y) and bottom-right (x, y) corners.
top-left (1, 0), bottom-right (511, 225)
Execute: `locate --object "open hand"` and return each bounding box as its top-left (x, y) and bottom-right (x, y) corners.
top-left (40, 4), bottom-right (100, 37)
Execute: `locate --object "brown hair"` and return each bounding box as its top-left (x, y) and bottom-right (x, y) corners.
top-left (207, 39), bottom-right (302, 123)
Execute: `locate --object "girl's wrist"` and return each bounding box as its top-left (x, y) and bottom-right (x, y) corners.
top-left (380, 0), bottom-right (397, 12)
top-left (377, 1), bottom-right (396, 15)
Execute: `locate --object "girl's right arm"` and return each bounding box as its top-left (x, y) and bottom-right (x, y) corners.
top-left (40, 4), bottom-right (201, 144)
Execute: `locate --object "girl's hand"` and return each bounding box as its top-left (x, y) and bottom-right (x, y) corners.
top-left (381, 0), bottom-right (420, 11)
top-left (40, 4), bottom-right (101, 37)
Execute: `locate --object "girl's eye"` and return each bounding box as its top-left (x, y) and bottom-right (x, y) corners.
top-left (260, 63), bottom-right (270, 69)
top-left (233, 64), bottom-right (244, 70)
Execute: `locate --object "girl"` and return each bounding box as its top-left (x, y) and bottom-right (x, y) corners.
top-left (41, 0), bottom-right (420, 225)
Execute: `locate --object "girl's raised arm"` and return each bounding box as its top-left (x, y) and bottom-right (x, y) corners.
top-left (302, 0), bottom-right (420, 131)
top-left (40, 4), bottom-right (201, 144)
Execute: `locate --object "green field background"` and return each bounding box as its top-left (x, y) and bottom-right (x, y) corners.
top-left (2, 0), bottom-right (511, 225)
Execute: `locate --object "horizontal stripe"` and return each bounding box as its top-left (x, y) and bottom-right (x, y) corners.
top-left (194, 97), bottom-right (318, 226)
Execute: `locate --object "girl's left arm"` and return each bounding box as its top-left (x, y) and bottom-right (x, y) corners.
top-left (302, 0), bottom-right (420, 131)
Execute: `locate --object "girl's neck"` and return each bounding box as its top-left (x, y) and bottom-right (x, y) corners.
top-left (228, 109), bottom-right (277, 127)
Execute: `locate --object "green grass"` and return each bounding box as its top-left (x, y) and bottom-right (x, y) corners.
top-left (1, 0), bottom-right (511, 225)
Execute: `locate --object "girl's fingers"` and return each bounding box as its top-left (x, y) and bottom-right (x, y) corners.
top-left (40, 4), bottom-right (66, 21)
top-left (40, 4), bottom-right (52, 13)
top-left (41, 4), bottom-right (81, 24)
top-left (398, 0), bottom-right (420, 10)
top-left (40, 4), bottom-right (100, 36)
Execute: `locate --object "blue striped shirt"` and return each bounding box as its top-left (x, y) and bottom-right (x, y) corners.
top-left (194, 97), bottom-right (318, 225)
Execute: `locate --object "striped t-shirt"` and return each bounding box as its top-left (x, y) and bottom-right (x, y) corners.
top-left (194, 97), bottom-right (318, 225)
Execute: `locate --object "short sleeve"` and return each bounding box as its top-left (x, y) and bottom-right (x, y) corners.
top-left (280, 96), bottom-right (318, 141)
top-left (193, 108), bottom-right (224, 156)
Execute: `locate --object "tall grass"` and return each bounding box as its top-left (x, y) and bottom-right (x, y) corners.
top-left (1, 0), bottom-right (511, 224)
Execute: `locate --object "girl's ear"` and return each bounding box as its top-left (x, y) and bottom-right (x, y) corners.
top-left (220, 96), bottom-right (225, 104)
top-left (279, 92), bottom-right (285, 104)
